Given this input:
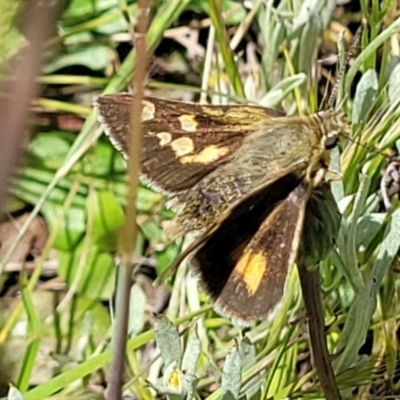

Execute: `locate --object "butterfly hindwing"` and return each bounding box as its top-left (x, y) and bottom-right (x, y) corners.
top-left (191, 178), bottom-right (310, 324)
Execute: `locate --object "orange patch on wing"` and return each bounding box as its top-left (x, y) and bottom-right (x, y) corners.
top-left (235, 252), bottom-right (266, 295)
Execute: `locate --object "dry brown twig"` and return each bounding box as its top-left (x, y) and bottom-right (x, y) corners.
top-left (106, 0), bottom-right (152, 398)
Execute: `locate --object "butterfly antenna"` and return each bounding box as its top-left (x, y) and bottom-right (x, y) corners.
top-left (327, 24), bottom-right (363, 109)
top-left (319, 69), bottom-right (332, 110)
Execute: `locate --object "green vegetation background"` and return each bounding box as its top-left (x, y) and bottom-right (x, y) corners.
top-left (2, 0), bottom-right (400, 399)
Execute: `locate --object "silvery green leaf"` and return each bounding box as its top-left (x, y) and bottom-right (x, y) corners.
top-left (239, 337), bottom-right (256, 369)
top-left (330, 147), bottom-right (344, 202)
top-left (352, 69), bottom-right (378, 124)
top-left (355, 213), bottom-right (386, 251)
top-left (239, 338), bottom-right (261, 399)
top-left (222, 347), bottom-right (242, 400)
top-left (154, 316), bottom-right (181, 369)
top-left (290, 0), bottom-right (320, 36)
top-left (260, 74), bottom-right (306, 108)
top-left (388, 62), bottom-right (400, 104)
top-left (181, 332), bottom-right (201, 375)
top-left (298, 12), bottom-right (321, 74)
top-left (7, 387), bottom-right (24, 400)
top-left (371, 208), bottom-right (400, 292)
top-left (334, 205), bottom-right (400, 373)
top-left (184, 373), bottom-right (199, 400)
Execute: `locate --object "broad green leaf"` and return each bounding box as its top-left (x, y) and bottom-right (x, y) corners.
top-left (43, 45), bottom-right (113, 73)
top-left (42, 203), bottom-right (85, 250)
top-left (156, 243), bottom-right (182, 275)
top-left (89, 189), bottom-right (124, 240)
top-left (58, 242), bottom-right (115, 299)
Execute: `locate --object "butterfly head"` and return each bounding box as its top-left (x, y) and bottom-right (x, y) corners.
top-left (316, 109), bottom-right (350, 150)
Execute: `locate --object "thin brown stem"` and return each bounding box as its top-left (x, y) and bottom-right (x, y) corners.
top-left (106, 0), bottom-right (152, 398)
top-left (298, 264), bottom-right (342, 400)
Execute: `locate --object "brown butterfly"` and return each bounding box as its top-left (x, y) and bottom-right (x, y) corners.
top-left (94, 93), bottom-right (346, 324)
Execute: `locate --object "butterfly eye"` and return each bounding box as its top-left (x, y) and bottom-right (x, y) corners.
top-left (324, 135), bottom-right (338, 150)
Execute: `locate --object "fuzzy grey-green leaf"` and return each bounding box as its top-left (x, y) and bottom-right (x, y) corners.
top-left (7, 387), bottom-right (24, 400)
top-left (181, 332), bottom-right (201, 376)
top-left (352, 69), bottom-right (378, 124)
top-left (371, 208), bottom-right (400, 291)
top-left (154, 316), bottom-right (181, 369)
top-left (388, 62), bottom-right (400, 104)
top-left (222, 347), bottom-right (242, 400)
top-left (260, 74), bottom-right (306, 107)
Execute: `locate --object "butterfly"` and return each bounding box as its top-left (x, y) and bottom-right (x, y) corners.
top-left (94, 92), bottom-right (346, 324)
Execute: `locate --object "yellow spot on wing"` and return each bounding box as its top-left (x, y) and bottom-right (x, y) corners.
top-left (180, 145), bottom-right (230, 164)
top-left (156, 131), bottom-right (172, 146)
top-left (142, 100), bottom-right (156, 121)
top-left (201, 106), bottom-right (224, 117)
top-left (235, 252), bottom-right (266, 295)
top-left (170, 137), bottom-right (195, 157)
top-left (178, 114), bottom-right (198, 132)
top-left (141, 100), bottom-right (156, 121)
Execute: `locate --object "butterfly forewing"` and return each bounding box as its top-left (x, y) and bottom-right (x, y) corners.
top-left (94, 94), bottom-right (284, 193)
